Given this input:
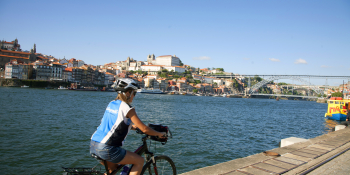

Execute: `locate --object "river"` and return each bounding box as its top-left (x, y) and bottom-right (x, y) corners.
top-left (0, 87), bottom-right (338, 174)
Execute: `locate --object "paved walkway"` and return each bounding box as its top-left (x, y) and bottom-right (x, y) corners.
top-left (180, 127), bottom-right (350, 175)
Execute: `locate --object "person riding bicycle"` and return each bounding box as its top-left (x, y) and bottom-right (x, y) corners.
top-left (90, 78), bottom-right (166, 175)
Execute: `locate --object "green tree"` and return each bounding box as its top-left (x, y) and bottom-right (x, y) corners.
top-left (194, 80), bottom-right (201, 84)
top-left (193, 89), bottom-right (198, 93)
top-left (331, 92), bottom-right (343, 97)
top-left (254, 75), bottom-right (262, 82)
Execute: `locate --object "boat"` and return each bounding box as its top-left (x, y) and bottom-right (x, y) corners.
top-left (222, 94), bottom-right (227, 98)
top-left (21, 85), bottom-right (29, 88)
top-left (137, 88), bottom-right (165, 94)
top-left (58, 86), bottom-right (68, 90)
top-left (325, 97), bottom-right (350, 121)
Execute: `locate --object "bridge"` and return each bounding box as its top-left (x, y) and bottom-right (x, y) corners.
top-left (207, 74), bottom-right (350, 96)
top-left (251, 93), bottom-right (319, 99)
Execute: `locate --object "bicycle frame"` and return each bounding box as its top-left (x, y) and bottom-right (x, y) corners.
top-left (108, 135), bottom-right (155, 175)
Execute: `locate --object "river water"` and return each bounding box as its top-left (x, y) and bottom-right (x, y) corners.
top-left (0, 87), bottom-right (338, 174)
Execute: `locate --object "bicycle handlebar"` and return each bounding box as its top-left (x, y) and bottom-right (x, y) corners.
top-left (135, 127), bottom-right (172, 138)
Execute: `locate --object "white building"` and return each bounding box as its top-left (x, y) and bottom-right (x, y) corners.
top-left (213, 78), bottom-right (224, 86)
top-left (155, 55), bottom-right (181, 66)
top-left (140, 65), bottom-right (163, 75)
top-left (163, 66), bottom-right (186, 73)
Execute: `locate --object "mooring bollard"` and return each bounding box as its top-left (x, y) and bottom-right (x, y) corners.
top-left (335, 125), bottom-right (346, 131)
top-left (280, 137), bottom-right (309, 147)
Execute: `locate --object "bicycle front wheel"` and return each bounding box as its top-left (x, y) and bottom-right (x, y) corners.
top-left (141, 155), bottom-right (176, 175)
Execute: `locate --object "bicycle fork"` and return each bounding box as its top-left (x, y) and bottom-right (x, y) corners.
top-left (145, 151), bottom-right (159, 175)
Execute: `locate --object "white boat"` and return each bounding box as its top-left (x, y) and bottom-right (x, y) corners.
top-left (137, 88), bottom-right (165, 94)
top-left (58, 86), bottom-right (68, 90)
top-left (21, 85), bottom-right (29, 88)
top-left (222, 94), bottom-right (227, 98)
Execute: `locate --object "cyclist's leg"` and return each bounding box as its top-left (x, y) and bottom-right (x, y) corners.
top-left (117, 150), bottom-right (144, 175)
top-left (101, 161), bottom-right (119, 175)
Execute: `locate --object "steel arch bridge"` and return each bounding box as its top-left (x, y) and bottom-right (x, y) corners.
top-left (248, 75), bottom-right (324, 95)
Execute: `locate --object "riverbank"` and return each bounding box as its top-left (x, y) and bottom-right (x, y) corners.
top-left (0, 78), bottom-right (70, 88)
top-left (180, 127), bottom-right (350, 175)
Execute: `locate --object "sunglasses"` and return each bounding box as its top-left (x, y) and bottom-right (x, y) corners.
top-left (133, 91), bottom-right (137, 96)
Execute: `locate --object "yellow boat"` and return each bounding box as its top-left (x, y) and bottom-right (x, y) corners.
top-left (324, 97), bottom-right (349, 121)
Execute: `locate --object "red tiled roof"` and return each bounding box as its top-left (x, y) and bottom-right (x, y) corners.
top-left (0, 54), bottom-right (29, 59)
top-left (0, 49), bottom-right (31, 55)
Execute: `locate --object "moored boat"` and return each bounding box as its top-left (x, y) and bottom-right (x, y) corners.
top-left (325, 97), bottom-right (350, 121)
top-left (58, 86), bottom-right (68, 90)
top-left (21, 85), bottom-right (29, 88)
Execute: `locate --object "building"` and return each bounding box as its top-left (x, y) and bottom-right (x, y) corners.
top-left (50, 62), bottom-right (63, 80)
top-left (147, 54), bottom-right (156, 65)
top-left (213, 78), bottom-right (224, 86)
top-left (0, 39), bottom-right (21, 51)
top-left (33, 63), bottom-right (52, 81)
top-left (155, 55), bottom-right (181, 66)
top-left (62, 67), bottom-right (73, 82)
top-left (5, 60), bottom-right (20, 79)
top-left (163, 66), bottom-right (186, 73)
top-left (18, 63), bottom-right (33, 80)
top-left (140, 65), bottom-right (163, 75)
top-left (0, 49), bottom-right (36, 69)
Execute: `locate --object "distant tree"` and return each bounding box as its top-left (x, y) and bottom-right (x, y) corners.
top-left (278, 82), bottom-right (288, 86)
top-left (331, 92), bottom-right (343, 97)
top-left (193, 89), bottom-right (198, 93)
top-left (194, 80), bottom-right (201, 84)
top-left (254, 75), bottom-right (262, 82)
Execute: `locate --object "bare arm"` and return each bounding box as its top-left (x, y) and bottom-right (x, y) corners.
top-left (127, 109), bottom-right (165, 137)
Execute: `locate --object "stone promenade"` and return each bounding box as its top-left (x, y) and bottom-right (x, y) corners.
top-left (180, 127), bottom-right (350, 175)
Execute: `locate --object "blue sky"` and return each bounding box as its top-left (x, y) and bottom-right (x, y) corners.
top-left (1, 0), bottom-right (349, 85)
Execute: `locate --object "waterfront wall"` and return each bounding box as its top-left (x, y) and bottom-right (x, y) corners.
top-left (0, 78), bottom-right (69, 88)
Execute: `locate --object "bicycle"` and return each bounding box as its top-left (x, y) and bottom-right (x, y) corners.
top-left (62, 124), bottom-right (176, 175)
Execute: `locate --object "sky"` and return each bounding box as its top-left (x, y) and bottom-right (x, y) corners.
top-left (1, 0), bottom-right (349, 86)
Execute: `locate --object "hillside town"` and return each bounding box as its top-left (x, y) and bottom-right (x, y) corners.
top-left (0, 39), bottom-right (349, 97)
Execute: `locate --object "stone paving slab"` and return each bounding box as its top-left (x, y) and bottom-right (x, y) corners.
top-left (252, 162), bottom-right (287, 174)
top-left (239, 166), bottom-right (273, 175)
top-left (299, 148), bottom-right (326, 155)
top-left (308, 144), bottom-right (334, 151)
top-left (304, 147), bottom-right (329, 154)
top-left (274, 156), bottom-right (306, 166)
top-left (222, 171), bottom-right (247, 175)
top-left (283, 153), bottom-right (313, 162)
top-left (264, 159), bottom-right (298, 170)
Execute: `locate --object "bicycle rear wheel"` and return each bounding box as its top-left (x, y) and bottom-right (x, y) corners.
top-left (140, 155), bottom-right (176, 175)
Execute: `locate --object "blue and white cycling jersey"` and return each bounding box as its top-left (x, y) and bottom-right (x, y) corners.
top-left (91, 100), bottom-right (134, 146)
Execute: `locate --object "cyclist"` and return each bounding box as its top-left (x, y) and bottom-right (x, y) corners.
top-left (90, 78), bottom-right (166, 175)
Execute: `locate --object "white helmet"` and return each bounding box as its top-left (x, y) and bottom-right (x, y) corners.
top-left (112, 78), bottom-right (140, 92)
